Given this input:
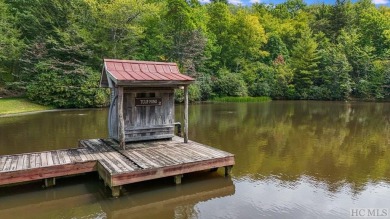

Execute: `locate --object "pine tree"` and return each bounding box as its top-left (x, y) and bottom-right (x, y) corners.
top-left (290, 29), bottom-right (321, 98)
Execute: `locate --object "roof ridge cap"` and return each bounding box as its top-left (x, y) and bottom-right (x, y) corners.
top-left (104, 59), bottom-right (177, 65)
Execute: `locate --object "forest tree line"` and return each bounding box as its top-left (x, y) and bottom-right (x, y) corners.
top-left (0, 0), bottom-right (389, 107)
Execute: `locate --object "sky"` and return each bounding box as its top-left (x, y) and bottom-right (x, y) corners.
top-left (199, 0), bottom-right (390, 6)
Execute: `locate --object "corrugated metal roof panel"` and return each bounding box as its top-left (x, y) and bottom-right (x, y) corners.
top-left (101, 59), bottom-right (194, 87)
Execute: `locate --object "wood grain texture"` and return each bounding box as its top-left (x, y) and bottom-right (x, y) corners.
top-left (114, 89), bottom-right (175, 142)
top-left (0, 137), bottom-right (235, 195)
top-left (0, 156), bottom-right (7, 170)
top-left (184, 85), bottom-right (188, 143)
top-left (118, 86), bottom-right (126, 149)
top-left (0, 161), bottom-right (96, 186)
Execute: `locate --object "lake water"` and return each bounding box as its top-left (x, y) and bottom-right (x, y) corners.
top-left (0, 101), bottom-right (389, 219)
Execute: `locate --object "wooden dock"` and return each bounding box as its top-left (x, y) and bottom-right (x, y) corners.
top-left (0, 137), bottom-right (234, 197)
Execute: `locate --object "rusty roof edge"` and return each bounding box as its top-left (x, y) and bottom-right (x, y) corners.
top-left (103, 61), bottom-right (118, 85)
top-left (102, 58), bottom-right (196, 82)
top-left (116, 80), bottom-right (194, 86)
top-left (103, 58), bottom-right (178, 66)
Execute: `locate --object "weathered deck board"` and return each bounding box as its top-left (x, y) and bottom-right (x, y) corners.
top-left (51, 151), bottom-right (60, 165)
top-left (16, 156), bottom-right (24, 171)
top-left (61, 151), bottom-right (71, 164)
top-left (22, 154), bottom-right (29, 170)
top-left (129, 150), bottom-right (164, 167)
top-left (119, 151), bottom-right (154, 169)
top-left (35, 153), bottom-right (42, 167)
top-left (10, 156), bottom-right (19, 171)
top-left (83, 140), bottom-right (127, 173)
top-left (92, 139), bottom-right (140, 171)
top-left (0, 156), bottom-right (7, 170)
top-left (40, 152), bottom-right (47, 167)
top-left (29, 154), bottom-right (36, 169)
top-left (2, 157), bottom-right (12, 171)
top-left (151, 147), bottom-right (186, 164)
top-left (79, 149), bottom-right (94, 161)
top-left (0, 137), bottom-right (235, 197)
top-left (56, 150), bottom-right (66, 164)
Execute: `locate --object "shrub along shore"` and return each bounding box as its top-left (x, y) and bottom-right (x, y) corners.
top-left (211, 96), bottom-right (271, 102)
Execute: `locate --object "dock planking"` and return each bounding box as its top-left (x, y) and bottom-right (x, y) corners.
top-left (0, 137), bottom-right (234, 197)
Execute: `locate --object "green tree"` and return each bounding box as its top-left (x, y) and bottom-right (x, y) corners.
top-left (211, 0), bottom-right (228, 4)
top-left (207, 5), bottom-right (267, 71)
top-left (308, 4), bottom-right (332, 36)
top-left (272, 0), bottom-right (307, 19)
top-left (357, 3), bottom-right (390, 57)
top-left (263, 33), bottom-right (289, 64)
top-left (6, 0), bottom-right (109, 105)
top-left (338, 29), bottom-right (375, 98)
top-left (86, 0), bottom-right (157, 59)
top-left (206, 2), bottom-right (233, 69)
top-left (0, 0), bottom-right (24, 84)
top-left (213, 68), bottom-right (248, 97)
top-left (165, 0), bottom-right (208, 76)
top-left (317, 46), bottom-right (352, 100)
top-left (229, 9), bottom-right (267, 64)
top-left (272, 58), bottom-right (294, 99)
top-left (329, 0), bottom-right (354, 40)
top-left (290, 28), bottom-right (320, 98)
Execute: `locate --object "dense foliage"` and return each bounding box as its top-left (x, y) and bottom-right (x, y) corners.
top-left (0, 0), bottom-right (389, 107)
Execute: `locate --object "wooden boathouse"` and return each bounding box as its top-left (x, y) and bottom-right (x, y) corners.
top-left (0, 59), bottom-right (235, 197)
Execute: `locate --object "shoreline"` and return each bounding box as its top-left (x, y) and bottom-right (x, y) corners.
top-left (0, 108), bottom-right (108, 118)
top-left (1, 98), bottom-right (389, 117)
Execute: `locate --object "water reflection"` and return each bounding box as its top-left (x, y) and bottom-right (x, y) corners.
top-left (196, 177), bottom-right (390, 219)
top-left (0, 109), bottom-right (108, 155)
top-left (102, 174), bottom-right (234, 219)
top-left (177, 101), bottom-right (390, 193)
top-left (1, 101), bottom-right (390, 218)
top-left (0, 173), bottom-right (234, 219)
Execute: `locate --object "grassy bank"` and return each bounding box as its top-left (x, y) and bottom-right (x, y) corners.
top-left (0, 97), bottom-right (54, 115)
top-left (212, 96), bottom-right (271, 102)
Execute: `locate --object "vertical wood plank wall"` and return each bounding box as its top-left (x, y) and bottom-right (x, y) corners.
top-left (117, 87), bottom-right (125, 148)
top-left (109, 88), bottom-right (118, 140)
top-left (110, 88), bottom-right (175, 142)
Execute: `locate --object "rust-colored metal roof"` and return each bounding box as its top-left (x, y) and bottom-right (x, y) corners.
top-left (101, 59), bottom-right (195, 87)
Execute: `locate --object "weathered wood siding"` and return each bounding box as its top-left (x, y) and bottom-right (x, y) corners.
top-left (109, 88), bottom-right (118, 140)
top-left (109, 88), bottom-right (175, 142)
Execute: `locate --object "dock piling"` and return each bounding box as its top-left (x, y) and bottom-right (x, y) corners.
top-left (224, 166), bottom-right (233, 176)
top-left (44, 177), bottom-right (56, 188)
top-left (174, 174), bottom-right (183, 185)
top-left (111, 186), bottom-right (121, 198)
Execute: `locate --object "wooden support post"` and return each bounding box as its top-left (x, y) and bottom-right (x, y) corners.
top-left (118, 87), bottom-right (125, 150)
top-left (111, 186), bottom-right (121, 197)
top-left (44, 177), bottom-right (56, 187)
top-left (174, 174), bottom-right (183, 185)
top-left (184, 85), bottom-right (189, 143)
top-left (224, 166), bottom-right (233, 176)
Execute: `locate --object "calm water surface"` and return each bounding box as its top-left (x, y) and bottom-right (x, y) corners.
top-left (0, 101), bottom-right (390, 219)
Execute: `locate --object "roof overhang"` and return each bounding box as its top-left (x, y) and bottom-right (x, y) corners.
top-left (100, 59), bottom-right (195, 88)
